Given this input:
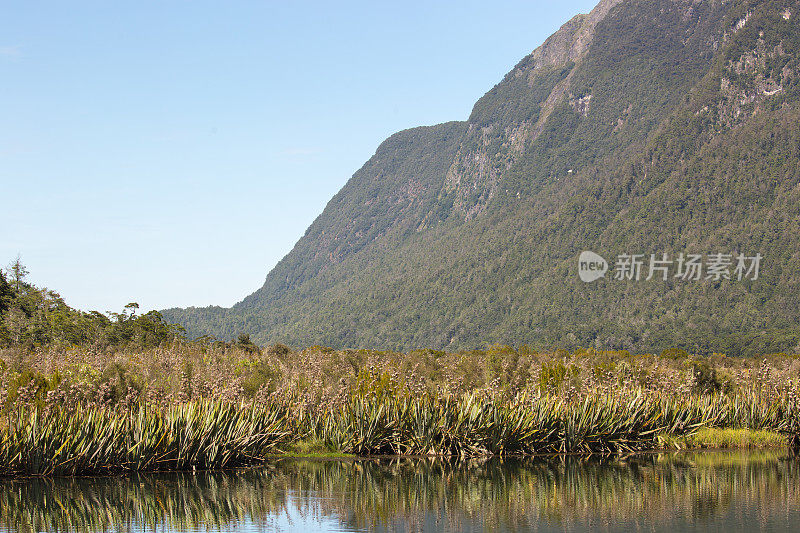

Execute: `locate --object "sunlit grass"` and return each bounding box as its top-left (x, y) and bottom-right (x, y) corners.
top-left (683, 427), bottom-right (788, 449)
top-left (1, 345), bottom-right (800, 475)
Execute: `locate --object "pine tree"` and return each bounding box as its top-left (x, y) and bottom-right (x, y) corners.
top-left (5, 255), bottom-right (29, 293)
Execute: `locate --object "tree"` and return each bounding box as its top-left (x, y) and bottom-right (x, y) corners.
top-left (236, 333), bottom-right (260, 354)
top-left (124, 302), bottom-right (139, 318)
top-left (0, 271), bottom-right (13, 315)
top-left (6, 254), bottom-right (29, 293)
top-left (3, 307), bottom-right (28, 345)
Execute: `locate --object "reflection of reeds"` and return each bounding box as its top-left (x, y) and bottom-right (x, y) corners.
top-left (0, 399), bottom-right (293, 476)
top-left (1, 453), bottom-right (798, 533)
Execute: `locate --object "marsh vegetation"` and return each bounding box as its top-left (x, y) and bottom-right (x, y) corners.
top-left (2, 342), bottom-right (799, 475)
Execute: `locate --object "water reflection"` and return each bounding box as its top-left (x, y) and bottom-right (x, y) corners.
top-left (1, 452), bottom-right (799, 532)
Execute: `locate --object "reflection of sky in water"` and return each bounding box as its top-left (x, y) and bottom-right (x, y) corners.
top-left (256, 492), bottom-right (365, 533)
top-left (2, 452), bottom-right (799, 533)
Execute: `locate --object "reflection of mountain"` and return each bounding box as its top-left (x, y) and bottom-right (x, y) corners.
top-left (2, 453), bottom-right (799, 532)
top-left (165, 0), bottom-right (800, 355)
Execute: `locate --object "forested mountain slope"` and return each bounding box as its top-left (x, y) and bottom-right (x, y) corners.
top-left (164, 0), bottom-right (800, 355)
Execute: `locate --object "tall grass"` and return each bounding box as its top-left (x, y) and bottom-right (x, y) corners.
top-left (309, 389), bottom-right (800, 456)
top-left (0, 399), bottom-right (293, 476)
top-left (2, 345), bottom-right (800, 475)
top-left (1, 386), bottom-right (799, 476)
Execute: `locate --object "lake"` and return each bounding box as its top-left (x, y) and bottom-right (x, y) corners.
top-left (2, 451), bottom-right (799, 532)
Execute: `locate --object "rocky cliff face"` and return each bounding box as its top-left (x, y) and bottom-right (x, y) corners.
top-left (441, 0), bottom-right (624, 221)
top-left (164, 0), bottom-right (800, 356)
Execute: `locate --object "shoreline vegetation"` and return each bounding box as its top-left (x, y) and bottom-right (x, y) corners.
top-left (1, 263), bottom-right (799, 476)
top-left (2, 342), bottom-right (800, 476)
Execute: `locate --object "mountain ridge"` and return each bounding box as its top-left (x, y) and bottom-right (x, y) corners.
top-left (164, 0), bottom-right (800, 356)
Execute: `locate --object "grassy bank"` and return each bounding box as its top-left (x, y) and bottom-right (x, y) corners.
top-left (659, 427), bottom-right (789, 450)
top-left (1, 345), bottom-right (800, 475)
top-left (2, 388), bottom-right (798, 476)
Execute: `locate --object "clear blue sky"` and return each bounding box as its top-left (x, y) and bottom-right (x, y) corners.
top-left (1, 0), bottom-right (598, 314)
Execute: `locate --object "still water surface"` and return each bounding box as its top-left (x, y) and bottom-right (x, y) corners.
top-left (2, 451), bottom-right (799, 532)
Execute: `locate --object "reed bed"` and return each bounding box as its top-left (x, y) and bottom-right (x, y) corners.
top-left (1, 386), bottom-right (799, 476)
top-left (0, 399), bottom-right (294, 476)
top-left (309, 389), bottom-right (800, 456)
top-left (2, 345), bottom-right (800, 475)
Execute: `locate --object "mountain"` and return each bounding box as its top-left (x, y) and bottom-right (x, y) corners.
top-left (163, 0), bottom-right (800, 356)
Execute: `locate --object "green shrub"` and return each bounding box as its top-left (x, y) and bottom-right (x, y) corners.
top-left (100, 362), bottom-right (144, 402)
top-left (539, 362), bottom-right (578, 393)
top-left (267, 343), bottom-right (292, 357)
top-left (689, 360), bottom-right (724, 394)
top-left (241, 361), bottom-right (280, 396)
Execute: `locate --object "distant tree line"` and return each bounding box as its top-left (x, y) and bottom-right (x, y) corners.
top-left (0, 256), bottom-right (184, 350)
